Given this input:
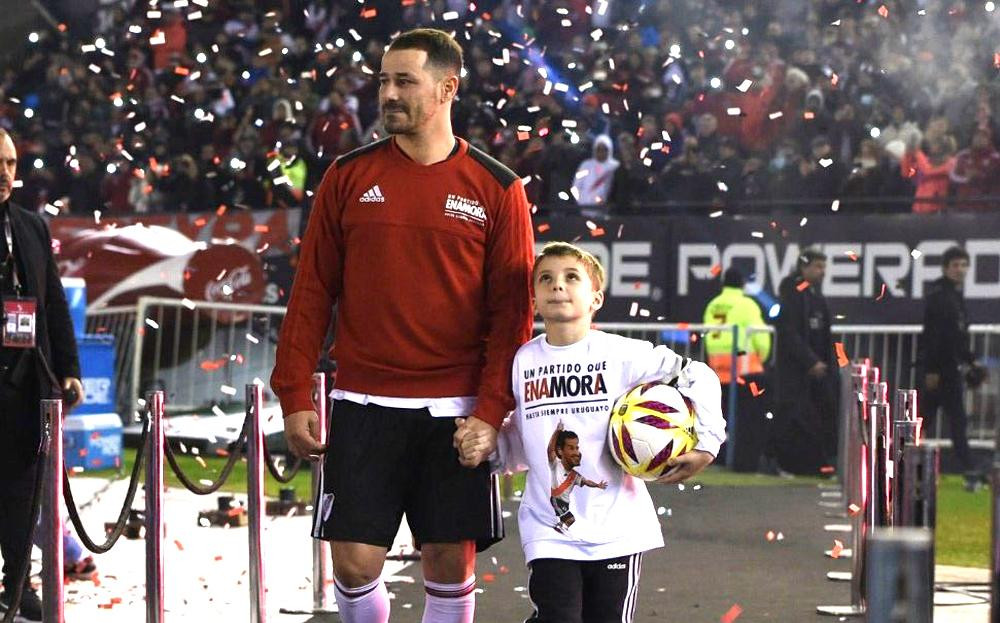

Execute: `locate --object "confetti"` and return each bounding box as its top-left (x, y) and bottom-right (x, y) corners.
top-left (835, 342), bottom-right (849, 367)
top-left (875, 283), bottom-right (887, 301)
top-left (796, 281), bottom-right (810, 292)
top-left (721, 604), bottom-right (744, 622)
top-left (831, 539), bottom-right (844, 558)
top-left (877, 4), bottom-right (889, 18)
top-left (749, 382), bottom-right (765, 397)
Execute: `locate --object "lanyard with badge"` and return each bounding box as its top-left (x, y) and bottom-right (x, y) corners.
top-left (2, 213), bottom-right (37, 349)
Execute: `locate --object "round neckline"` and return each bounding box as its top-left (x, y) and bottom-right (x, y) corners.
top-left (388, 136), bottom-right (467, 176)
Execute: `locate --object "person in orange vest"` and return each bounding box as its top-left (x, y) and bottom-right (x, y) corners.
top-left (703, 267), bottom-right (771, 384)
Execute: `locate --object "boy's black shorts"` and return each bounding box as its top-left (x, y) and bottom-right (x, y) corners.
top-left (526, 553), bottom-right (644, 623)
top-left (311, 399), bottom-right (504, 552)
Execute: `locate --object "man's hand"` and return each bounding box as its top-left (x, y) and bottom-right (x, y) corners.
top-left (808, 361), bottom-right (828, 378)
top-left (62, 377), bottom-right (84, 409)
top-left (656, 450), bottom-right (714, 485)
top-left (284, 410), bottom-right (327, 461)
top-left (924, 373), bottom-right (940, 392)
top-left (453, 416), bottom-right (498, 468)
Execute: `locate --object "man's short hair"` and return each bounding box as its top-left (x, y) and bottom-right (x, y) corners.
top-left (798, 247), bottom-right (827, 267)
top-left (556, 430), bottom-right (578, 451)
top-left (387, 28), bottom-right (463, 77)
top-left (942, 246), bottom-right (969, 267)
top-left (533, 241), bottom-right (606, 291)
top-left (723, 266), bottom-right (745, 288)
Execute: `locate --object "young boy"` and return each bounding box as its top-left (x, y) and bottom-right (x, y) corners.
top-left (456, 242), bottom-right (726, 623)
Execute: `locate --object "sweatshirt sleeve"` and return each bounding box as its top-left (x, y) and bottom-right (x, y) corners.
top-left (474, 180), bottom-right (534, 429)
top-left (270, 165), bottom-right (344, 415)
top-left (624, 338), bottom-right (727, 458)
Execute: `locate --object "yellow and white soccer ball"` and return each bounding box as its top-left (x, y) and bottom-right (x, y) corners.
top-left (607, 381), bottom-right (698, 481)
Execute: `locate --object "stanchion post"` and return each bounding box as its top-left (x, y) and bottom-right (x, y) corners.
top-left (40, 399), bottom-right (64, 623)
top-left (311, 372), bottom-right (331, 611)
top-left (866, 528), bottom-right (933, 623)
top-left (247, 383), bottom-right (267, 623)
top-left (890, 390), bottom-right (920, 527)
top-left (145, 391), bottom-right (165, 623)
top-left (850, 366), bottom-right (873, 610)
top-left (725, 324), bottom-right (739, 469)
top-left (991, 464), bottom-right (1000, 623)
top-left (898, 444), bottom-right (939, 606)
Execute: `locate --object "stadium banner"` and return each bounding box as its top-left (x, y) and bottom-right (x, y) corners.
top-left (51, 208), bottom-right (303, 310)
top-left (533, 216), bottom-right (672, 322)
top-left (537, 213), bottom-right (1000, 324)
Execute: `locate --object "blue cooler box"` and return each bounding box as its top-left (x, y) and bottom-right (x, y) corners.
top-left (67, 333), bottom-right (121, 470)
top-left (64, 413), bottom-right (123, 470)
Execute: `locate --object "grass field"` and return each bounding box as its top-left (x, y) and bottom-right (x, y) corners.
top-left (80, 450), bottom-right (990, 568)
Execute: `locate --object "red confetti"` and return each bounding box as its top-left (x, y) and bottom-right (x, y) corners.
top-left (765, 530), bottom-right (776, 542)
top-left (848, 503), bottom-right (861, 516)
top-left (710, 264), bottom-right (722, 277)
top-left (499, 565), bottom-right (509, 574)
top-left (590, 227), bottom-right (605, 237)
top-left (877, 4), bottom-right (889, 18)
top-left (835, 342), bottom-right (849, 368)
top-left (796, 281), bottom-right (810, 292)
top-left (361, 8), bottom-right (377, 18)
top-left (820, 465), bottom-right (835, 474)
top-left (536, 223), bottom-right (550, 233)
top-left (174, 539), bottom-right (185, 551)
top-left (803, 111), bottom-right (815, 120)
top-left (875, 283), bottom-right (887, 301)
top-left (831, 539), bottom-right (844, 558)
top-left (721, 604), bottom-right (744, 623)
top-left (482, 573), bottom-right (496, 582)
top-left (516, 131), bottom-right (530, 141)
top-left (994, 52), bottom-right (1000, 68)
top-left (749, 382), bottom-right (765, 397)
top-left (174, 66), bottom-right (190, 76)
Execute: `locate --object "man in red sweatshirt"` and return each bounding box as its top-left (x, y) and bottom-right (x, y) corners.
top-left (270, 28), bottom-right (534, 623)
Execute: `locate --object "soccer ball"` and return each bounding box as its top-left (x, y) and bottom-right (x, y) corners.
top-left (607, 381), bottom-right (698, 481)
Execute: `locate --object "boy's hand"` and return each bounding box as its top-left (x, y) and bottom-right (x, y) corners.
top-left (656, 450), bottom-right (714, 485)
top-left (453, 416), bottom-right (498, 468)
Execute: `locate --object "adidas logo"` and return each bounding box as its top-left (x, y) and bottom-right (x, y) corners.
top-left (359, 185), bottom-right (386, 203)
top-left (606, 562), bottom-right (627, 570)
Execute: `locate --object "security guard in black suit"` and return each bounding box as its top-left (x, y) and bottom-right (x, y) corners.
top-left (920, 246), bottom-right (985, 491)
top-left (0, 129), bottom-right (83, 622)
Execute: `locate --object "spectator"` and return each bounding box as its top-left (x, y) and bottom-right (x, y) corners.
top-left (572, 134), bottom-right (619, 210)
top-left (949, 128), bottom-right (1000, 208)
top-left (901, 133), bottom-right (957, 213)
top-left (608, 132), bottom-right (654, 211)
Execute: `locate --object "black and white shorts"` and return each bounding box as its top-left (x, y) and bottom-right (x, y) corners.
top-left (525, 553), bottom-right (644, 623)
top-left (312, 399), bottom-right (504, 551)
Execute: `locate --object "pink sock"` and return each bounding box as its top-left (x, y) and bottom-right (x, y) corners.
top-left (333, 575), bottom-right (390, 623)
top-left (422, 575), bottom-right (476, 623)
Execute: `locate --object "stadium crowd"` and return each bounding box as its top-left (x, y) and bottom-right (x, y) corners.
top-left (2, 0), bottom-right (1000, 216)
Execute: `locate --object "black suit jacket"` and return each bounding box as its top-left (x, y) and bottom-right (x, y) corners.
top-left (4, 200), bottom-right (80, 397)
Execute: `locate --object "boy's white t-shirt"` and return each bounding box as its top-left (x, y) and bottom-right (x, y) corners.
top-left (496, 330), bottom-right (727, 563)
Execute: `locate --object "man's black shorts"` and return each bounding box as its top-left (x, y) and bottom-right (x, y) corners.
top-left (311, 399), bottom-right (504, 552)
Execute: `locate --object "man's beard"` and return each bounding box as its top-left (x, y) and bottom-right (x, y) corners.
top-left (382, 105), bottom-right (415, 135)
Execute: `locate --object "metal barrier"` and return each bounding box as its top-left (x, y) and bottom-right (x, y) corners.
top-left (88, 296), bottom-right (287, 418)
top-left (310, 372), bottom-right (332, 611)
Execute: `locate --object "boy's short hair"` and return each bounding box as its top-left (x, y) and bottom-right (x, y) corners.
top-left (533, 242), bottom-right (606, 291)
top-left (942, 245), bottom-right (969, 267)
top-left (387, 28), bottom-right (463, 78)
